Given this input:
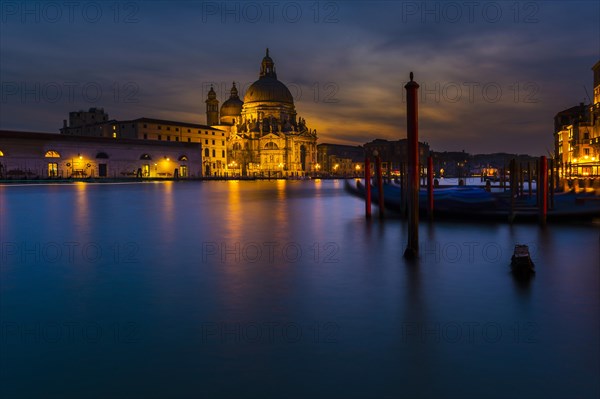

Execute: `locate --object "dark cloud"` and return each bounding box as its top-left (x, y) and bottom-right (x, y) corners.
top-left (0, 1), bottom-right (598, 154)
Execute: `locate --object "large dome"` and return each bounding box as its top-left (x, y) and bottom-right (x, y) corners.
top-left (244, 76), bottom-right (294, 104)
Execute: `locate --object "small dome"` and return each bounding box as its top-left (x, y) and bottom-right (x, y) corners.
top-left (220, 82), bottom-right (243, 117)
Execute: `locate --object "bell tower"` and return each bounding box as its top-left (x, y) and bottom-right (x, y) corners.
top-left (205, 85), bottom-right (219, 126)
top-left (259, 48), bottom-right (277, 79)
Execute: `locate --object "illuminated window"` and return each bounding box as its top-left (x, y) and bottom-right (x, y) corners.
top-left (180, 165), bottom-right (188, 177)
top-left (44, 150), bottom-right (61, 158)
top-left (48, 162), bottom-right (58, 177)
top-left (178, 155), bottom-right (188, 161)
top-left (0, 150), bottom-right (4, 156)
top-left (265, 142), bottom-right (278, 150)
top-left (112, 132), bottom-right (117, 138)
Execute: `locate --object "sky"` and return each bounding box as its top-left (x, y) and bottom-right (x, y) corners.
top-left (1, 1), bottom-right (599, 155)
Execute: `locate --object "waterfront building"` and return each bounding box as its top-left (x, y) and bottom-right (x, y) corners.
top-left (0, 130), bottom-right (202, 179)
top-left (363, 138), bottom-right (430, 176)
top-left (316, 143), bottom-right (365, 176)
top-left (207, 49), bottom-right (318, 177)
top-left (61, 112), bottom-right (225, 176)
top-left (554, 60), bottom-right (600, 178)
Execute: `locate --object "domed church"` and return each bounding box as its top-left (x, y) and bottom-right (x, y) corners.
top-left (205, 49), bottom-right (318, 177)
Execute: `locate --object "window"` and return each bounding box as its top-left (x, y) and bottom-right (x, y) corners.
top-left (112, 132), bottom-right (117, 138)
top-left (265, 142), bottom-right (278, 150)
top-left (167, 136), bottom-right (171, 141)
top-left (212, 149), bottom-right (216, 157)
top-left (222, 150), bottom-right (225, 157)
top-left (205, 140), bottom-right (208, 144)
top-left (212, 132), bottom-right (215, 135)
top-left (44, 150), bottom-right (61, 158)
top-left (233, 143), bottom-right (241, 151)
top-left (167, 127), bottom-right (171, 131)
top-left (198, 130), bottom-right (201, 134)
top-left (204, 148), bottom-right (210, 157)
top-left (584, 148), bottom-right (590, 155)
top-left (179, 165), bottom-right (188, 177)
top-left (158, 126), bottom-right (162, 130)
top-left (0, 150), bottom-right (4, 156)
top-left (143, 124), bottom-right (147, 128)
top-left (179, 155), bottom-right (188, 161)
top-left (48, 162), bottom-right (58, 177)
top-left (584, 133), bottom-right (590, 140)
top-left (175, 137), bottom-right (179, 142)
top-left (158, 135), bottom-right (162, 140)
top-left (176, 128), bottom-right (179, 132)
top-left (143, 134), bottom-right (148, 139)
top-left (212, 140), bottom-right (215, 145)
top-left (221, 133), bottom-right (224, 136)
top-left (222, 141), bottom-right (224, 145)
top-left (187, 129), bottom-right (191, 133)
top-left (187, 138), bottom-right (191, 142)
top-left (205, 131), bottom-right (208, 135)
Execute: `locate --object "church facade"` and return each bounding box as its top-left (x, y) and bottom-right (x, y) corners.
top-left (207, 49), bottom-right (318, 177)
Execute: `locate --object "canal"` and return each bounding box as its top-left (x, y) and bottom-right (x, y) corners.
top-left (0, 180), bottom-right (598, 399)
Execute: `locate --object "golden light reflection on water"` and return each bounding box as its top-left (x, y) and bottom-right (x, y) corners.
top-left (161, 181), bottom-right (174, 226)
top-left (73, 182), bottom-right (89, 236)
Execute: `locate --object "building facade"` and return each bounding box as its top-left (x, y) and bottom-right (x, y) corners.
top-left (363, 139), bottom-right (430, 176)
top-left (208, 49), bottom-right (318, 177)
top-left (61, 112), bottom-right (227, 177)
top-left (554, 61), bottom-right (600, 178)
top-left (317, 143), bottom-right (365, 176)
top-left (0, 130), bottom-right (202, 179)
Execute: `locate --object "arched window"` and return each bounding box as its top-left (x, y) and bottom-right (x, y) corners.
top-left (45, 150), bottom-right (61, 158)
top-left (232, 143), bottom-right (242, 151)
top-left (96, 152), bottom-right (109, 159)
top-left (264, 142), bottom-right (278, 150)
top-left (140, 154), bottom-right (152, 160)
top-left (178, 155), bottom-right (188, 161)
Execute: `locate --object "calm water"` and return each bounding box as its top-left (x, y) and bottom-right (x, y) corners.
top-left (0, 180), bottom-right (598, 399)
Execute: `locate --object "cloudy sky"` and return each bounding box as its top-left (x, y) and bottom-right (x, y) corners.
top-left (1, 1), bottom-right (598, 154)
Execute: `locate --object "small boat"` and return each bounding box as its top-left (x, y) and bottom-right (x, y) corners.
top-left (511, 245), bottom-right (535, 274)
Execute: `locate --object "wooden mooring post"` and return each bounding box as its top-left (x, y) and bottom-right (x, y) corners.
top-left (365, 157), bottom-right (371, 219)
top-left (540, 156), bottom-right (548, 225)
top-left (427, 156), bottom-right (434, 220)
top-left (404, 72), bottom-right (420, 259)
top-left (376, 154), bottom-right (384, 219)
